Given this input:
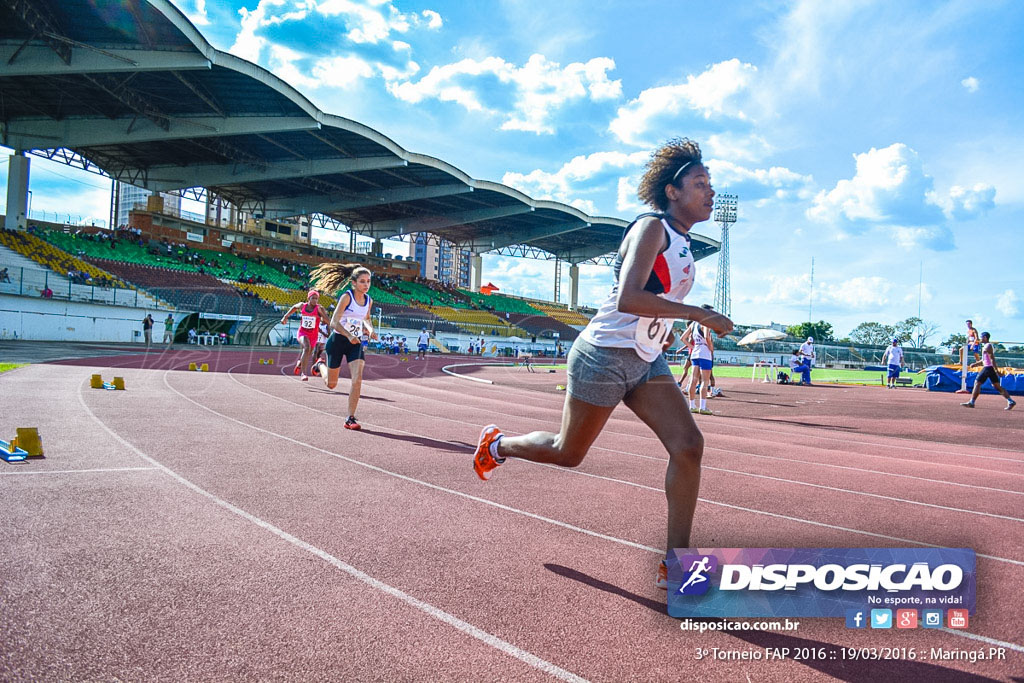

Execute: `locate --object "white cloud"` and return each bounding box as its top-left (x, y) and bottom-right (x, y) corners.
top-left (961, 76), bottom-right (980, 93)
top-left (177, 0), bottom-right (209, 25)
top-left (502, 150), bottom-right (647, 203)
top-left (229, 0), bottom-right (440, 90)
top-left (421, 10), bottom-right (442, 29)
top-left (609, 59), bottom-right (757, 147)
top-left (707, 159), bottom-right (814, 201)
top-left (747, 273), bottom-right (894, 311)
top-left (389, 54), bottom-right (621, 134)
top-left (946, 183), bottom-right (996, 220)
top-left (997, 289), bottom-right (1019, 318)
top-left (806, 143), bottom-right (955, 249)
top-left (705, 133), bottom-right (773, 164)
top-left (903, 283), bottom-right (933, 307)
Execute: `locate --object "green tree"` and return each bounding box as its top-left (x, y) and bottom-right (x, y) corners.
top-left (849, 322), bottom-right (895, 346)
top-left (893, 317), bottom-right (940, 348)
top-left (941, 333), bottom-right (966, 350)
top-left (786, 320), bottom-right (834, 343)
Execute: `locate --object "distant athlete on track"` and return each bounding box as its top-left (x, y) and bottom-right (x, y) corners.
top-left (961, 332), bottom-right (1016, 411)
top-left (282, 290), bottom-right (328, 381)
top-left (470, 138), bottom-right (733, 589)
top-left (680, 319), bottom-right (715, 414)
top-left (965, 320), bottom-right (982, 363)
top-left (309, 264), bottom-right (378, 430)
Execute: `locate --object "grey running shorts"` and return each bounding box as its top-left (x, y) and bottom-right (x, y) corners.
top-left (566, 336), bottom-right (673, 407)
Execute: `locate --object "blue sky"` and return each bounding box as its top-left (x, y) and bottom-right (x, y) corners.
top-left (4, 0), bottom-right (1023, 343)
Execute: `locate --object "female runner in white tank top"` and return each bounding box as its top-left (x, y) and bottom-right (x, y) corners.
top-left (471, 138), bottom-right (733, 588)
top-left (309, 263), bottom-right (378, 430)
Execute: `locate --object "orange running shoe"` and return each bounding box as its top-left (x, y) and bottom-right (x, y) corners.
top-left (473, 424), bottom-right (504, 481)
top-left (293, 364), bottom-right (301, 376)
top-left (656, 559), bottom-right (668, 590)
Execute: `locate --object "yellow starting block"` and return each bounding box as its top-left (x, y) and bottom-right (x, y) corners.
top-left (91, 375), bottom-right (125, 390)
top-left (201, 363), bottom-right (209, 372)
top-left (188, 362), bottom-right (197, 371)
top-left (258, 358), bottom-right (275, 365)
top-left (1, 428), bottom-right (43, 462)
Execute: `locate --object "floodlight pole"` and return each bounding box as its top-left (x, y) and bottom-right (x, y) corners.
top-left (712, 194), bottom-right (737, 317)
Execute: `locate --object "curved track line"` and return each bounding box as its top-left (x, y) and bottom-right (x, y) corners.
top-left (378, 371), bottom-right (1024, 470)
top-left (256, 369), bottom-right (1024, 506)
top-left (220, 368), bottom-right (1024, 566)
top-left (347, 376), bottom-right (1024, 494)
top-left (77, 376), bottom-right (588, 683)
top-left (421, 370), bottom-right (1024, 461)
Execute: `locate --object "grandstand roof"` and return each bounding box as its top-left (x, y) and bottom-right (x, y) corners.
top-left (0, 0), bottom-right (720, 265)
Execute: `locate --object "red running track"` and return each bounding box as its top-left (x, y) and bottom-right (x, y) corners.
top-left (1, 348), bottom-right (1022, 681)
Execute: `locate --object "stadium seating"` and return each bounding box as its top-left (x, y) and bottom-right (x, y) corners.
top-left (533, 303), bottom-right (591, 326)
top-left (1, 228), bottom-right (128, 289)
top-left (377, 302), bottom-right (462, 334)
top-left (97, 261), bottom-right (277, 317)
top-left (505, 312), bottom-right (580, 341)
top-left (41, 229), bottom-right (304, 289)
top-left (460, 289), bottom-right (542, 315)
top-left (391, 279), bottom-right (469, 308)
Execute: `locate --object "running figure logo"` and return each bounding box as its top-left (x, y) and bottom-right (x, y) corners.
top-left (677, 554), bottom-right (718, 595)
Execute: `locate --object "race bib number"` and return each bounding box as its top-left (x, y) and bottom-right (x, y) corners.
top-left (634, 316), bottom-right (673, 352)
top-left (300, 316), bottom-right (317, 329)
top-left (342, 318), bottom-right (364, 337)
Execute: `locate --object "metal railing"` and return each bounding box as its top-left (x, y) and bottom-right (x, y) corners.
top-left (0, 265), bottom-right (154, 308)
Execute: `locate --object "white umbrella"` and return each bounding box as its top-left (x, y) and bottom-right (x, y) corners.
top-left (737, 328), bottom-right (788, 346)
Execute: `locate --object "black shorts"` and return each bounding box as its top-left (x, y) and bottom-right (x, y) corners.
top-left (325, 332), bottom-right (365, 368)
top-left (977, 366), bottom-right (1000, 386)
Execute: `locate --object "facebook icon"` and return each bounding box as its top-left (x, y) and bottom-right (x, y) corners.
top-left (845, 609), bottom-right (866, 629)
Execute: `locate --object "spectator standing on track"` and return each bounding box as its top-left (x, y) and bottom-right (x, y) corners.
top-left (281, 290), bottom-right (329, 381)
top-left (470, 138), bottom-right (732, 589)
top-left (0, 267), bottom-right (10, 283)
top-left (416, 328), bottom-right (430, 360)
top-left (162, 314), bottom-right (175, 346)
top-left (309, 264), bottom-right (379, 430)
top-left (789, 349), bottom-right (811, 385)
top-left (961, 332), bottom-right (1016, 410)
top-left (142, 313), bottom-right (154, 347)
top-left (881, 338), bottom-right (904, 389)
top-left (680, 320), bottom-right (715, 414)
top-left (798, 336), bottom-right (815, 384)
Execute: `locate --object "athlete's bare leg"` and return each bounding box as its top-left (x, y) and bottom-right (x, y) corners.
top-left (496, 393), bottom-right (616, 467)
top-left (348, 358), bottom-right (365, 417)
top-left (624, 375), bottom-right (703, 549)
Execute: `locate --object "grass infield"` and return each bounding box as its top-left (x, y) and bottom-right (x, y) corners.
top-left (0, 363), bottom-right (26, 374)
top-left (531, 362), bottom-right (927, 387)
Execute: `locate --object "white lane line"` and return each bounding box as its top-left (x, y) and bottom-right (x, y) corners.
top-left (355, 378), bottom-right (1024, 494)
top-left (0, 466), bottom-right (159, 476)
top-left (78, 379), bottom-right (588, 683)
top-left (938, 628), bottom-right (1024, 654)
top-left (221, 369), bottom-right (1024, 566)
top-left (373, 373), bottom-right (1024, 471)
top-left (419, 371), bottom-right (1024, 461)
top-left (218, 366), bottom-right (1024, 654)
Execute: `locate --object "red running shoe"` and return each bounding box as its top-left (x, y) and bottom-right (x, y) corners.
top-left (473, 424), bottom-right (504, 481)
top-left (344, 416), bottom-right (361, 430)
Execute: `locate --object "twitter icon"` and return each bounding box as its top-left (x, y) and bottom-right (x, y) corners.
top-left (870, 609), bottom-right (892, 629)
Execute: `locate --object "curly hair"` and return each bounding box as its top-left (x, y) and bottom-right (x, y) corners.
top-left (309, 262), bottom-right (372, 295)
top-left (637, 138), bottom-right (704, 211)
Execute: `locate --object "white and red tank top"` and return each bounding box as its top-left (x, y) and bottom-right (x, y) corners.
top-left (689, 323), bottom-right (713, 361)
top-left (580, 213), bottom-right (696, 362)
top-left (298, 302), bottom-right (322, 335)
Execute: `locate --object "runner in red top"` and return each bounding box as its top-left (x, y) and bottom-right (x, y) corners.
top-left (281, 290), bottom-right (328, 381)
